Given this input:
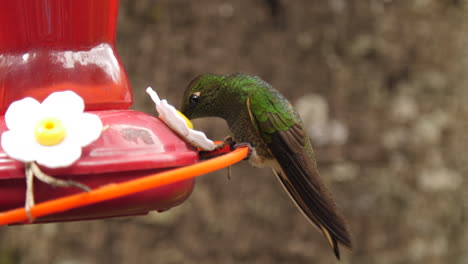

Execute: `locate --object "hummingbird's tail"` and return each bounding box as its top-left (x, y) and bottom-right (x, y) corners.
top-left (273, 169), bottom-right (352, 259)
top-left (272, 162), bottom-right (352, 260)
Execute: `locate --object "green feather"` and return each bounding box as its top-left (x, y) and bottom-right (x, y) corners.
top-left (247, 88), bottom-right (295, 143)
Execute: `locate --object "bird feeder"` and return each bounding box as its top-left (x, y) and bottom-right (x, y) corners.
top-left (0, 0), bottom-right (248, 225)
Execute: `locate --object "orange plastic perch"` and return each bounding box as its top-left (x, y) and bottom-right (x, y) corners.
top-left (0, 146), bottom-right (249, 226)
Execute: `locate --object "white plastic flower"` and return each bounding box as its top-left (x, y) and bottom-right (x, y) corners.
top-left (1, 91), bottom-right (103, 168)
top-left (146, 87), bottom-right (216, 151)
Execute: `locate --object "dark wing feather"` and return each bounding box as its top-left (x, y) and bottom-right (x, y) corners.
top-left (270, 126), bottom-right (352, 257)
top-left (247, 94), bottom-right (352, 259)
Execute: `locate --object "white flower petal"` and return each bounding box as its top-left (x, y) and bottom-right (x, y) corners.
top-left (146, 87), bottom-right (161, 106)
top-left (1, 90), bottom-right (104, 168)
top-left (159, 100), bottom-right (190, 135)
top-left (186, 130), bottom-right (216, 151)
top-left (35, 143), bottom-right (82, 168)
top-left (5, 97), bottom-right (41, 131)
top-left (147, 88), bottom-right (216, 151)
top-left (42, 91), bottom-right (84, 116)
top-left (1, 130), bottom-right (39, 162)
top-left (66, 113), bottom-right (103, 147)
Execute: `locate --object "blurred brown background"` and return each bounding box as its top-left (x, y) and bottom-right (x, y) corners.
top-left (1, 0), bottom-right (468, 263)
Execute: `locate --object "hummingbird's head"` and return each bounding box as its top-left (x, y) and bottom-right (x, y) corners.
top-left (180, 74), bottom-right (226, 120)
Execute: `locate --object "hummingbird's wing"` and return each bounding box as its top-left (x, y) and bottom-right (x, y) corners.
top-left (247, 93), bottom-right (352, 259)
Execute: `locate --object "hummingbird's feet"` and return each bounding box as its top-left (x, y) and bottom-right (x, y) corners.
top-left (199, 136), bottom-right (236, 159)
top-left (230, 142), bottom-right (254, 161)
top-left (222, 136), bottom-right (253, 160)
top-left (198, 136), bottom-right (253, 161)
top-left (212, 135), bottom-right (234, 150)
top-left (24, 162), bottom-right (91, 222)
top-left (223, 136), bottom-right (235, 146)
top-left (220, 137), bottom-right (252, 179)
top-left (218, 135), bottom-right (254, 160)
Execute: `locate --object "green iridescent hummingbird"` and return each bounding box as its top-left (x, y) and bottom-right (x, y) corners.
top-left (180, 73), bottom-right (352, 259)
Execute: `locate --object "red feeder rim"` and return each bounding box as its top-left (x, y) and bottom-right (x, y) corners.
top-left (0, 145), bottom-right (249, 226)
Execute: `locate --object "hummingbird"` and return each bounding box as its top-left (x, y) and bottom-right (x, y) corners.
top-left (180, 73), bottom-right (352, 259)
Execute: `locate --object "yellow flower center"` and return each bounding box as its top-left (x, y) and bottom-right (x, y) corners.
top-left (176, 110), bottom-right (193, 129)
top-left (34, 117), bottom-right (66, 146)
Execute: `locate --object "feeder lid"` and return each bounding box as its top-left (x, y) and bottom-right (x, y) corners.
top-left (0, 110), bottom-right (199, 179)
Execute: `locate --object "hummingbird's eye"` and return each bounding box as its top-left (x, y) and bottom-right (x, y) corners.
top-left (189, 94), bottom-right (199, 107)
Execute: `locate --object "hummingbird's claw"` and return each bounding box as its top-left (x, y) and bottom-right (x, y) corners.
top-left (224, 135), bottom-right (235, 145)
top-left (198, 137), bottom-right (253, 160)
top-left (211, 136), bottom-right (233, 150)
top-left (231, 142), bottom-right (253, 160)
top-left (198, 142), bottom-right (230, 160)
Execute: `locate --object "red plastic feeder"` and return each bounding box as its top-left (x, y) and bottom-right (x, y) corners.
top-left (0, 0), bottom-right (198, 223)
